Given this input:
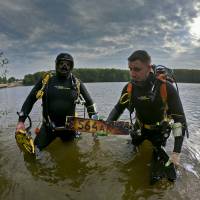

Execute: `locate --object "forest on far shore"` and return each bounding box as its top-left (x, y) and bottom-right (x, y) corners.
top-left (21, 68), bottom-right (200, 86)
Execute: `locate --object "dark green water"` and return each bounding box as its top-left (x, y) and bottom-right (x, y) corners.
top-left (0, 83), bottom-right (200, 200)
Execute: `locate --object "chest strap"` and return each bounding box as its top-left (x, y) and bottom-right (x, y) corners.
top-left (35, 73), bottom-right (80, 101)
top-left (36, 73), bottom-right (52, 99)
top-left (122, 80), bottom-right (169, 125)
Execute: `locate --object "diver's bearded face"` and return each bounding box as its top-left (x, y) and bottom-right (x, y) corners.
top-left (56, 60), bottom-right (73, 77)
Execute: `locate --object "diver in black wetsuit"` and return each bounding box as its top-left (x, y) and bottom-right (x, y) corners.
top-left (16, 53), bottom-right (98, 150)
top-left (107, 50), bottom-right (187, 168)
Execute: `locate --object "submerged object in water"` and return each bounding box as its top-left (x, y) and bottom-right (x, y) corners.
top-left (150, 147), bottom-right (177, 185)
top-left (15, 129), bottom-right (35, 154)
top-left (65, 116), bottom-right (130, 135)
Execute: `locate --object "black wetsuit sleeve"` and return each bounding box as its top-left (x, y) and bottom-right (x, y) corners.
top-left (18, 79), bottom-right (43, 122)
top-left (107, 84), bottom-right (130, 121)
top-left (167, 83), bottom-right (186, 153)
top-left (80, 81), bottom-right (96, 117)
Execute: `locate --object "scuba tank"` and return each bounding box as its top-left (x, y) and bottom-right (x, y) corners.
top-left (152, 64), bottom-right (189, 138)
top-left (152, 64), bottom-right (179, 93)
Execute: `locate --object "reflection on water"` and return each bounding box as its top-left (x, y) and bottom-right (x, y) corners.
top-left (23, 140), bottom-right (91, 186)
top-left (0, 83), bottom-right (200, 200)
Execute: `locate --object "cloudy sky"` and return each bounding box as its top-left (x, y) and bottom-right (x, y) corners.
top-left (1, 0), bottom-right (200, 78)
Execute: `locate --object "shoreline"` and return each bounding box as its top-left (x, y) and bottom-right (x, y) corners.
top-left (0, 81), bottom-right (200, 89)
top-left (0, 81), bottom-right (23, 89)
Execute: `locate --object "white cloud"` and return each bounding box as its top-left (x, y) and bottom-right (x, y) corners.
top-left (189, 15), bottom-right (200, 40)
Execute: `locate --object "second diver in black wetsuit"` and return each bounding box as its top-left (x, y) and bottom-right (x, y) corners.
top-left (16, 53), bottom-right (98, 150)
top-left (107, 50), bottom-right (187, 170)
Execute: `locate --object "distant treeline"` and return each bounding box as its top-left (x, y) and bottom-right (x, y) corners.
top-left (22, 68), bottom-right (130, 85)
top-left (22, 68), bottom-right (200, 86)
top-left (173, 69), bottom-right (200, 83)
top-left (0, 76), bottom-right (17, 84)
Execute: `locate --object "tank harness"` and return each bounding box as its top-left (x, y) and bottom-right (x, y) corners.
top-left (119, 74), bottom-right (170, 130)
top-left (36, 72), bottom-right (81, 100)
top-left (35, 72), bottom-right (81, 132)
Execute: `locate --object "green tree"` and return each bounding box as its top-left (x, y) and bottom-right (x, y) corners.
top-left (8, 77), bottom-right (16, 83)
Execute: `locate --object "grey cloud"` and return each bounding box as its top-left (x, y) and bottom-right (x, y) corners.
top-left (1, 0), bottom-right (200, 78)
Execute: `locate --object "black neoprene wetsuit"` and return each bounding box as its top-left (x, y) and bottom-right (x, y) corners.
top-left (18, 74), bottom-right (96, 150)
top-left (107, 73), bottom-right (186, 153)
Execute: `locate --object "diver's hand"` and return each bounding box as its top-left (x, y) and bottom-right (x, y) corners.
top-left (170, 152), bottom-right (180, 167)
top-left (91, 113), bottom-right (100, 120)
top-left (16, 122), bottom-right (25, 132)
